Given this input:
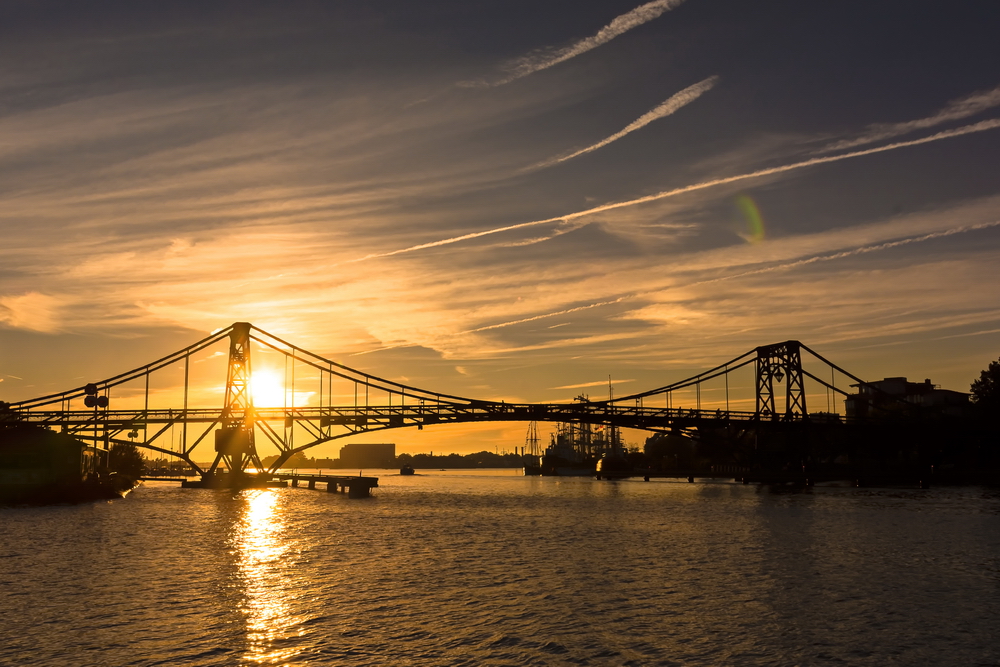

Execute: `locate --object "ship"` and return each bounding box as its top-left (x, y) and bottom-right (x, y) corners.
top-left (1, 425), bottom-right (140, 504)
top-left (539, 395), bottom-right (620, 476)
top-left (522, 422), bottom-right (543, 476)
top-left (594, 449), bottom-right (632, 480)
top-left (593, 381), bottom-right (633, 480)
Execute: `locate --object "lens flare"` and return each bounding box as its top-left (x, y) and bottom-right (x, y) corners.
top-left (735, 195), bottom-right (765, 243)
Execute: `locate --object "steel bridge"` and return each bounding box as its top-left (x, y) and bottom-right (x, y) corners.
top-left (1, 322), bottom-right (878, 481)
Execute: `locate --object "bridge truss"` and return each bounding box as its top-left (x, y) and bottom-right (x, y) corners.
top-left (2, 322), bottom-right (884, 479)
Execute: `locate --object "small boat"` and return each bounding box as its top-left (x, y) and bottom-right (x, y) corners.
top-left (399, 464), bottom-right (415, 475)
top-left (594, 452), bottom-right (632, 480)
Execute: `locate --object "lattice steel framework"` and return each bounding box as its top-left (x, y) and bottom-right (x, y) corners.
top-left (207, 322), bottom-right (264, 477)
top-left (754, 341), bottom-right (807, 420)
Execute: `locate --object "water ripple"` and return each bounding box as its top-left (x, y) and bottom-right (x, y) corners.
top-left (1, 475), bottom-right (999, 665)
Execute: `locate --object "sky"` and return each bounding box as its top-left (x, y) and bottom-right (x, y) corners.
top-left (2, 0), bottom-right (999, 457)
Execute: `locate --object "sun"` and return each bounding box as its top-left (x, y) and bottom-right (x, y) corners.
top-left (250, 369), bottom-right (285, 407)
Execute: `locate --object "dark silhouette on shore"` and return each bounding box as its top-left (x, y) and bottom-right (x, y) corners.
top-left (628, 357), bottom-right (1000, 486)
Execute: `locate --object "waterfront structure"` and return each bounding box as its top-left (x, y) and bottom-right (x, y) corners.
top-left (0, 425), bottom-right (97, 489)
top-left (337, 443), bottom-right (395, 468)
top-left (845, 377), bottom-right (970, 419)
top-left (0, 425), bottom-right (141, 502)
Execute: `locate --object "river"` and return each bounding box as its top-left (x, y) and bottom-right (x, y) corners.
top-left (2, 470), bottom-right (998, 666)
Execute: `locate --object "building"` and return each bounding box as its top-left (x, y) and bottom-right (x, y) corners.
top-left (845, 377), bottom-right (969, 419)
top-left (0, 425), bottom-right (102, 502)
top-left (337, 443), bottom-right (395, 468)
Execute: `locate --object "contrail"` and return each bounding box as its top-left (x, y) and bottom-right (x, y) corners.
top-left (467, 221), bottom-right (1000, 332)
top-left (820, 84), bottom-right (1000, 153)
top-left (542, 76), bottom-right (718, 166)
top-left (351, 118), bottom-right (1000, 263)
top-left (460, 297), bottom-right (631, 333)
top-left (551, 378), bottom-right (635, 390)
top-left (693, 220), bottom-right (1000, 285)
top-left (463, 0), bottom-right (686, 87)
top-left (933, 327), bottom-right (1000, 341)
top-left (499, 220), bottom-right (588, 247)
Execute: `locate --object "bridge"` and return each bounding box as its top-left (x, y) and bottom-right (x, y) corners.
top-left (1, 322), bottom-right (895, 485)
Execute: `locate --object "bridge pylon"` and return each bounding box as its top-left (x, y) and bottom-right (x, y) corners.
top-left (755, 341), bottom-right (807, 420)
top-left (206, 322), bottom-right (264, 480)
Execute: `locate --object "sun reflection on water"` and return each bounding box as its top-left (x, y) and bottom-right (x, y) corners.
top-left (234, 489), bottom-right (304, 664)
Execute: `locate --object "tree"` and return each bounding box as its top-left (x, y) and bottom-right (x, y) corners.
top-left (108, 442), bottom-right (146, 477)
top-left (285, 451), bottom-right (312, 468)
top-left (971, 358), bottom-right (1000, 414)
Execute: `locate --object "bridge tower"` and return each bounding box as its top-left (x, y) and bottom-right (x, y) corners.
top-left (755, 341), bottom-right (807, 420)
top-left (207, 322), bottom-right (264, 478)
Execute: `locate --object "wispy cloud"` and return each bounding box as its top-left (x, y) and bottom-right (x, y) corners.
top-left (820, 84), bottom-right (1000, 153)
top-left (460, 217), bottom-right (1000, 335)
top-left (351, 118), bottom-right (1000, 262)
top-left (0, 292), bottom-right (63, 333)
top-left (463, 0), bottom-right (687, 87)
top-left (692, 220), bottom-right (1000, 286)
top-left (539, 76), bottom-right (718, 166)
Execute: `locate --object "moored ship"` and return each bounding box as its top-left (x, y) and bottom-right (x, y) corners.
top-left (539, 395), bottom-right (615, 476)
top-left (1, 425), bottom-right (140, 504)
top-left (522, 421), bottom-right (543, 475)
top-left (594, 451), bottom-right (632, 480)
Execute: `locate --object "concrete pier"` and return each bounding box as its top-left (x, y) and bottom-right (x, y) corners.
top-left (273, 473), bottom-right (378, 498)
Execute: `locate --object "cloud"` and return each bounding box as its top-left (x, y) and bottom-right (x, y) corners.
top-left (691, 220), bottom-right (1000, 286)
top-left (451, 212), bottom-right (1000, 337)
top-left (539, 76), bottom-right (718, 166)
top-left (351, 118), bottom-right (1000, 262)
top-left (820, 85), bottom-right (1000, 153)
top-left (463, 0), bottom-right (687, 87)
top-left (0, 292), bottom-right (64, 333)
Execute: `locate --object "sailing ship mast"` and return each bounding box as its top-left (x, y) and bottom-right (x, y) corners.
top-left (524, 421), bottom-right (540, 458)
top-left (608, 375), bottom-right (621, 453)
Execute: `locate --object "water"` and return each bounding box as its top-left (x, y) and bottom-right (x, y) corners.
top-left (2, 471), bottom-right (999, 666)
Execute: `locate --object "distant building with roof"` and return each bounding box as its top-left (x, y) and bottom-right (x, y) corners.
top-left (337, 442), bottom-right (395, 468)
top-left (845, 377), bottom-right (969, 419)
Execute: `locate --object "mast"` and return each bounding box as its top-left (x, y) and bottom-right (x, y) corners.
top-left (524, 421), bottom-right (540, 458)
top-left (608, 375), bottom-right (620, 454)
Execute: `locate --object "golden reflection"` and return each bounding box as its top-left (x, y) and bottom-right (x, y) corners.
top-left (234, 489), bottom-right (302, 664)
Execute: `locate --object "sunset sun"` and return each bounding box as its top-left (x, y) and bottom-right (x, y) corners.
top-left (250, 369), bottom-right (285, 407)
